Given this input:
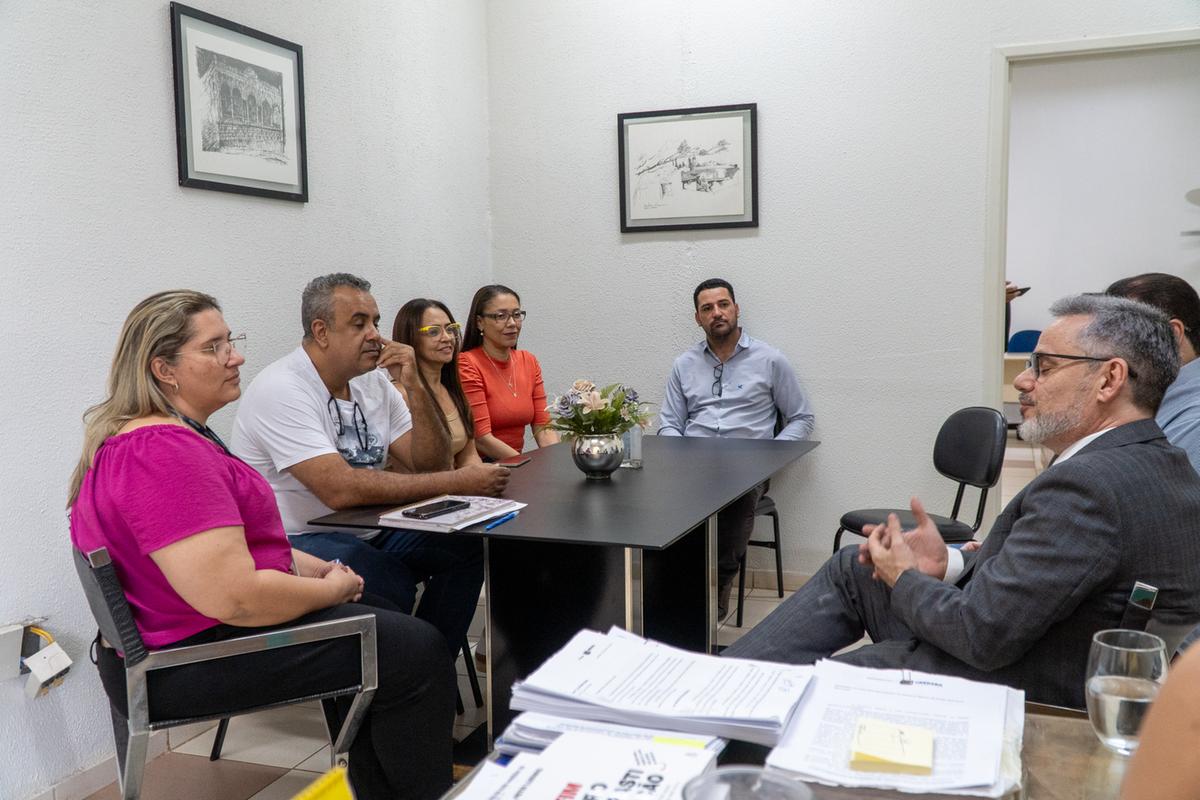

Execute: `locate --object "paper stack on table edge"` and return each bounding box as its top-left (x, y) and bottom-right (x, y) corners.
top-left (510, 628), bottom-right (813, 746)
top-left (455, 731), bottom-right (718, 800)
top-left (765, 660), bottom-right (1025, 797)
top-left (496, 711), bottom-right (727, 757)
top-left (377, 495), bottom-right (526, 531)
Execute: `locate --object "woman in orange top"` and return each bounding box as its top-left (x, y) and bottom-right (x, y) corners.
top-left (459, 285), bottom-right (559, 459)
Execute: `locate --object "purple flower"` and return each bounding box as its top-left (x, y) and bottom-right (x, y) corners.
top-left (621, 386), bottom-right (640, 404)
top-left (551, 395), bottom-right (573, 417)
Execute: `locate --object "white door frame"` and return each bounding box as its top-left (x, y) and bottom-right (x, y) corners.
top-left (982, 28), bottom-right (1200, 405)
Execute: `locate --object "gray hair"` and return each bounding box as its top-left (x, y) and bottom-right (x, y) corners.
top-left (301, 273), bottom-right (372, 339)
top-left (1050, 293), bottom-right (1179, 412)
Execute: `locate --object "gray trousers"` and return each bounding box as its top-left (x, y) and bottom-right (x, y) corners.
top-left (724, 545), bottom-right (925, 667)
top-left (717, 483), bottom-right (767, 604)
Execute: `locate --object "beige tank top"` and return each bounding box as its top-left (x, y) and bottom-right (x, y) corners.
top-left (446, 411), bottom-right (468, 458)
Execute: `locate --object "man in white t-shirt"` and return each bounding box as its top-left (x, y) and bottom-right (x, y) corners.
top-left (232, 273), bottom-right (509, 650)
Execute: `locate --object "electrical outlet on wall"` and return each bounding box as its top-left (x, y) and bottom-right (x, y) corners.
top-left (0, 624), bottom-right (23, 681)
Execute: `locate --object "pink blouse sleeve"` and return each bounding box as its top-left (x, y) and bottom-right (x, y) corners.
top-left (104, 429), bottom-right (245, 555)
top-left (458, 353), bottom-right (493, 438)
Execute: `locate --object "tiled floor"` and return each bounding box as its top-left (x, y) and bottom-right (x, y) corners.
top-left (83, 587), bottom-right (789, 800)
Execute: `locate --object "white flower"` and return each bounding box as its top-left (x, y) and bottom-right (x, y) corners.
top-left (580, 390), bottom-right (609, 412)
top-left (571, 379), bottom-right (597, 394)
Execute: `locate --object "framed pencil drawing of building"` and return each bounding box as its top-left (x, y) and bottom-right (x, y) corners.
top-left (170, 3), bottom-right (308, 201)
top-left (618, 103), bottom-right (757, 233)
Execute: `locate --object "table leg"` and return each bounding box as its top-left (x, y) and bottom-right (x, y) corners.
top-left (484, 537), bottom-right (629, 741)
top-left (639, 516), bottom-right (718, 653)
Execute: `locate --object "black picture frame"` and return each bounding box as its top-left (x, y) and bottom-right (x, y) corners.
top-left (618, 103), bottom-right (757, 233)
top-left (170, 3), bottom-right (308, 202)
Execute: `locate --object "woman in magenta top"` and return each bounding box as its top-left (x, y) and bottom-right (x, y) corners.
top-left (458, 284), bottom-right (559, 459)
top-left (68, 290), bottom-right (455, 800)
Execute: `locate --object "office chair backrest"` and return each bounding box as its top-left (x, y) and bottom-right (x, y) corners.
top-left (932, 407), bottom-right (1007, 490)
top-left (73, 547), bottom-right (149, 665)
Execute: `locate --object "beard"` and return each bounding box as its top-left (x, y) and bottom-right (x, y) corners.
top-left (1017, 405), bottom-right (1082, 444)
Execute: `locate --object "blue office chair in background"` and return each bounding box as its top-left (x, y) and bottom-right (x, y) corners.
top-left (1006, 329), bottom-right (1041, 353)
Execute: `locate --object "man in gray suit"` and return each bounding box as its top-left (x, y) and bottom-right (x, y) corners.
top-left (727, 294), bottom-right (1200, 708)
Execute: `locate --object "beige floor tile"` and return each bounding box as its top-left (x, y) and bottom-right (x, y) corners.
top-left (167, 719), bottom-right (219, 750)
top-left (731, 596), bottom-right (784, 630)
top-left (832, 636), bottom-right (872, 656)
top-left (84, 752), bottom-right (286, 800)
top-left (467, 603), bottom-right (485, 639)
top-left (455, 670), bottom-right (487, 729)
top-left (173, 705), bottom-right (328, 769)
top-left (295, 745), bottom-right (332, 774)
top-left (454, 722), bottom-right (485, 742)
top-left (246, 770), bottom-right (327, 800)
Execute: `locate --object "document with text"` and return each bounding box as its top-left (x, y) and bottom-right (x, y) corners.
top-left (456, 731), bottom-right (717, 800)
top-left (511, 628), bottom-right (812, 745)
top-left (766, 660), bottom-right (1024, 797)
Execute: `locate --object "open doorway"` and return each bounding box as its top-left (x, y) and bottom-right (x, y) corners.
top-left (986, 30), bottom-right (1200, 503)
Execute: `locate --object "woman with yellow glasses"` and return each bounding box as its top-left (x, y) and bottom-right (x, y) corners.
top-left (391, 299), bottom-right (482, 467)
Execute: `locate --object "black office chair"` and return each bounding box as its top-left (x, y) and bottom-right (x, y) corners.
top-left (733, 482), bottom-right (784, 628)
top-left (73, 547), bottom-right (378, 800)
top-left (832, 406), bottom-right (1007, 552)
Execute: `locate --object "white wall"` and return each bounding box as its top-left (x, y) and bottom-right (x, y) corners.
top-left (486, 0), bottom-right (1200, 577)
top-left (0, 1), bottom-right (491, 797)
top-left (1007, 45), bottom-right (1200, 335)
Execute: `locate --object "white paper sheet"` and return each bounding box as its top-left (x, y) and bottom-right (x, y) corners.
top-left (767, 660), bottom-right (1021, 796)
top-left (512, 629), bottom-right (812, 745)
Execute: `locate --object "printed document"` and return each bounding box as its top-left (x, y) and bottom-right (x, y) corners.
top-left (767, 660), bottom-right (1023, 796)
top-left (456, 731), bottom-right (716, 800)
top-left (511, 629), bottom-right (812, 745)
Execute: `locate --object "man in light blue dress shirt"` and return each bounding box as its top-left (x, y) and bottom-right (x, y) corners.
top-left (1107, 273), bottom-right (1200, 475)
top-left (659, 278), bottom-right (815, 618)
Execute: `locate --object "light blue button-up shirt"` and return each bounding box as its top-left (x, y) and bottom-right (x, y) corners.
top-left (658, 331), bottom-right (815, 440)
top-left (1158, 357), bottom-right (1200, 474)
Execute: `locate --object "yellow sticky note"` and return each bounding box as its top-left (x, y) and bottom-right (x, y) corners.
top-left (848, 718), bottom-right (934, 776)
top-left (651, 735), bottom-right (707, 749)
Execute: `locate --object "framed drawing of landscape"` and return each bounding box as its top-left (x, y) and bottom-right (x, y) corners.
top-left (170, 3), bottom-right (308, 201)
top-left (618, 103), bottom-right (757, 232)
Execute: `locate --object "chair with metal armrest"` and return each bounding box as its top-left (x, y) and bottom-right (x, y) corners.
top-left (73, 546), bottom-right (377, 800)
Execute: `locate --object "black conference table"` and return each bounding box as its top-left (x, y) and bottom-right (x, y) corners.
top-left (309, 435), bottom-right (818, 741)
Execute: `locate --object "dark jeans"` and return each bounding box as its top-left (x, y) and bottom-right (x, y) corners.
top-left (96, 600), bottom-right (456, 800)
top-left (717, 483), bottom-right (767, 611)
top-left (724, 545), bottom-right (917, 665)
top-left (291, 528), bottom-right (484, 650)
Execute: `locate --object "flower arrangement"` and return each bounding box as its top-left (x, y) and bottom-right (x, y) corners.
top-left (547, 380), bottom-right (653, 437)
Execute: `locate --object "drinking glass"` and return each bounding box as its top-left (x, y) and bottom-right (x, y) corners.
top-left (683, 766), bottom-right (812, 800)
top-left (620, 425), bottom-right (644, 469)
top-left (1084, 629), bottom-right (1168, 756)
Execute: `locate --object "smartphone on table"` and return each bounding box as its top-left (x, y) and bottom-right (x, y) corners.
top-left (402, 499), bottom-right (471, 519)
top-left (499, 455), bottom-right (532, 468)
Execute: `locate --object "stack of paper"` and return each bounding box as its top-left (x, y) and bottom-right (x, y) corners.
top-left (510, 628), bottom-right (813, 745)
top-left (457, 731), bottom-right (717, 800)
top-left (377, 495), bottom-right (525, 531)
top-left (766, 660), bottom-right (1025, 797)
top-left (495, 711), bottom-right (726, 757)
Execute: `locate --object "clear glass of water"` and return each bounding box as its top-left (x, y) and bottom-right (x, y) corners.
top-left (683, 766), bottom-right (812, 800)
top-left (620, 425), bottom-right (643, 469)
top-left (1084, 629), bottom-right (1168, 755)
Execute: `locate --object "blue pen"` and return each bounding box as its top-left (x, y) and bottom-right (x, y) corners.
top-left (485, 511), bottom-right (519, 531)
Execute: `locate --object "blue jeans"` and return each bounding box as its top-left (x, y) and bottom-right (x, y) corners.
top-left (291, 529), bottom-right (484, 651)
